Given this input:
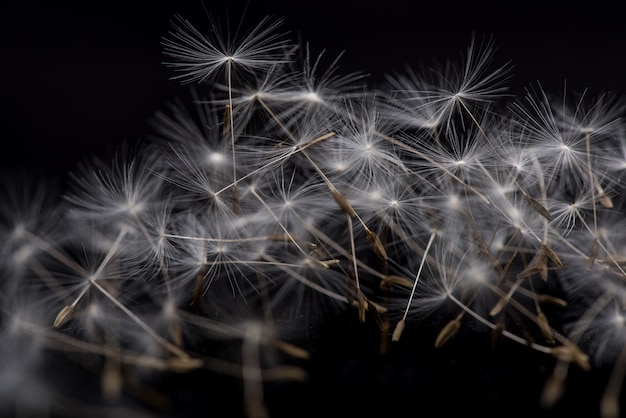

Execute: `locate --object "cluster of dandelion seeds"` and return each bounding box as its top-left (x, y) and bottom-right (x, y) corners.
top-left (2, 11), bottom-right (626, 418)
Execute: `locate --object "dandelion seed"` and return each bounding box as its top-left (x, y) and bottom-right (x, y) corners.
top-left (162, 14), bottom-right (292, 84)
top-left (392, 231), bottom-right (436, 341)
top-left (101, 360), bottom-right (122, 401)
top-left (538, 295), bottom-right (568, 308)
top-left (541, 373), bottom-right (566, 409)
top-left (53, 305), bottom-right (75, 329)
top-left (517, 249), bottom-right (548, 280)
top-left (549, 344), bottom-right (590, 371)
top-left (166, 357), bottom-right (205, 373)
top-left (542, 243), bottom-right (564, 268)
top-left (434, 313), bottom-right (463, 348)
top-left (537, 311), bottom-right (555, 344)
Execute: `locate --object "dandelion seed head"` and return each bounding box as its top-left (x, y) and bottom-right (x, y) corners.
top-left (162, 15), bottom-right (292, 84)
top-left (163, 300), bottom-right (178, 318)
top-left (467, 265), bottom-right (485, 282)
top-left (489, 233), bottom-right (506, 252)
top-left (301, 91), bottom-right (322, 103)
top-left (492, 183), bottom-right (514, 197)
top-left (122, 201), bottom-right (144, 217)
top-left (11, 223), bottom-right (27, 240)
top-left (86, 302), bottom-right (103, 320)
top-left (447, 194), bottom-right (461, 210)
top-left (208, 152), bottom-right (226, 165)
top-left (506, 206), bottom-right (522, 225)
top-left (369, 190), bottom-right (383, 202)
top-left (461, 259), bottom-right (494, 288)
top-left (13, 245), bottom-right (35, 265)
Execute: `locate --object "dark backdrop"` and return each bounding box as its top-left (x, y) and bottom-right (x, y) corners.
top-left (1, 1), bottom-right (625, 417)
top-left (2, 0), bottom-right (625, 177)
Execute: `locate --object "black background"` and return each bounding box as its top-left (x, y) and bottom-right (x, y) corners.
top-left (1, 1), bottom-right (625, 417)
top-left (2, 1), bottom-right (626, 178)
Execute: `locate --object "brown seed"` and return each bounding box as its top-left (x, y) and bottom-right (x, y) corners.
top-left (588, 238), bottom-right (598, 269)
top-left (541, 373), bottom-right (565, 409)
top-left (549, 344), bottom-right (590, 371)
top-left (273, 340), bottom-right (310, 360)
top-left (434, 317), bottom-right (461, 348)
top-left (358, 296), bottom-right (367, 323)
top-left (391, 319), bottom-right (405, 342)
top-left (537, 311), bottom-right (554, 344)
top-left (330, 188), bottom-right (356, 218)
top-left (538, 294), bottom-right (568, 308)
top-left (600, 393), bottom-right (620, 418)
top-left (526, 194), bottom-right (553, 221)
top-left (365, 298), bottom-right (387, 331)
top-left (597, 183), bottom-right (614, 209)
top-left (516, 250), bottom-right (547, 280)
top-left (366, 228), bottom-right (388, 261)
top-left (167, 356), bottom-right (204, 372)
top-left (169, 316), bottom-right (183, 347)
top-left (381, 275), bottom-right (413, 289)
top-left (491, 321), bottom-right (504, 348)
top-left (101, 361), bottom-right (122, 401)
top-left (53, 305), bottom-right (75, 329)
top-left (541, 243), bottom-right (563, 268)
top-left (232, 184), bottom-right (241, 216)
top-left (489, 297), bottom-right (508, 317)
